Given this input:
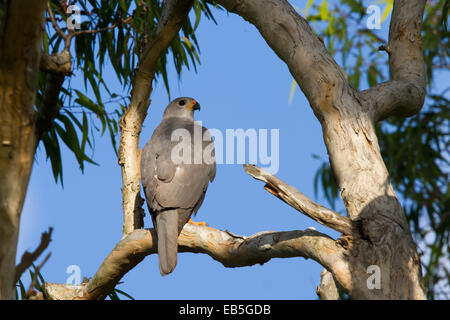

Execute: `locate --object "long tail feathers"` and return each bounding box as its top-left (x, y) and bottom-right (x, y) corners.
top-left (155, 210), bottom-right (179, 276)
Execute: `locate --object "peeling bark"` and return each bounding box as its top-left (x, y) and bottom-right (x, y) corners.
top-left (118, 0), bottom-right (195, 237)
top-left (42, 224), bottom-right (343, 300)
top-left (317, 269), bottom-right (340, 300)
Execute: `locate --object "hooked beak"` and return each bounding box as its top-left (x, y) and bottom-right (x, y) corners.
top-left (187, 100), bottom-right (200, 111)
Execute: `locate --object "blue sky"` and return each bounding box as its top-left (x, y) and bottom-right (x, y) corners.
top-left (16, 1), bottom-right (445, 299)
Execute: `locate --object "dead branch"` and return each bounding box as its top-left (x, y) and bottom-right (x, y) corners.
top-left (243, 164), bottom-right (354, 235)
top-left (42, 224), bottom-right (342, 300)
top-left (15, 227), bottom-right (53, 284)
top-left (118, 0), bottom-right (195, 237)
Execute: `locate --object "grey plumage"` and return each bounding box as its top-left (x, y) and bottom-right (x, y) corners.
top-left (141, 97), bottom-right (215, 276)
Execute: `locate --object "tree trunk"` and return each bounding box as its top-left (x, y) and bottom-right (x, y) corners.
top-left (215, 0), bottom-right (427, 299)
top-left (2, 0), bottom-right (429, 300)
top-left (0, 0), bottom-right (47, 299)
top-left (118, 0), bottom-right (194, 238)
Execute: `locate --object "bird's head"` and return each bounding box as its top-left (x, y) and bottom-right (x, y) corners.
top-left (162, 97), bottom-right (200, 120)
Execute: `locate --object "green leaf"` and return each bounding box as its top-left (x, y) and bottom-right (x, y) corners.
top-left (108, 291), bottom-right (120, 300)
top-left (381, 0), bottom-right (393, 23)
top-left (42, 128), bottom-right (64, 185)
top-left (368, 63), bottom-right (378, 87)
top-left (18, 279), bottom-right (26, 300)
top-left (304, 0), bottom-right (314, 17)
top-left (442, 0), bottom-right (449, 31)
top-left (288, 79), bottom-right (297, 104)
top-left (319, 0), bottom-right (328, 21)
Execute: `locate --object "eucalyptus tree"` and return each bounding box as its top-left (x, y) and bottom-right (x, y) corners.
top-left (0, 0), bottom-right (447, 300)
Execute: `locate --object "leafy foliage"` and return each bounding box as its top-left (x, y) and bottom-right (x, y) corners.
top-left (15, 263), bottom-right (135, 300)
top-left (16, 264), bottom-right (46, 300)
top-left (36, 0), bottom-right (449, 299)
top-left (39, 0), bottom-right (216, 184)
top-left (108, 288), bottom-right (135, 300)
top-left (32, 0), bottom-right (216, 297)
top-left (379, 95), bottom-right (449, 299)
top-left (303, 0), bottom-right (449, 299)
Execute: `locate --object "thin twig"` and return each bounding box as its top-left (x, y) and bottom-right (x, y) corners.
top-left (378, 45), bottom-right (391, 54)
top-left (243, 164), bottom-right (354, 235)
top-left (15, 228), bottom-right (53, 284)
top-left (24, 252), bottom-right (51, 299)
top-left (47, 3), bottom-right (67, 40)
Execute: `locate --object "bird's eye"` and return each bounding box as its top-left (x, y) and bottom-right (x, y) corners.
top-left (179, 100), bottom-right (186, 106)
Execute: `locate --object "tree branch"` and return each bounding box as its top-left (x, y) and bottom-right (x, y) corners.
top-left (118, 0), bottom-right (195, 237)
top-left (35, 73), bottom-right (66, 138)
top-left (38, 0), bottom-right (428, 301)
top-left (39, 51), bottom-right (72, 75)
top-left (24, 252), bottom-right (51, 300)
top-left (317, 268), bottom-right (340, 300)
top-left (243, 164), bottom-right (354, 235)
top-left (35, 49), bottom-right (73, 138)
top-left (211, 0), bottom-right (426, 299)
top-left (214, 0), bottom-right (351, 120)
top-left (46, 3), bottom-right (67, 41)
top-left (213, 0), bottom-right (414, 228)
top-left (0, 0), bottom-right (48, 300)
top-left (42, 224), bottom-right (342, 300)
top-left (360, 0), bottom-right (427, 122)
top-left (15, 228), bottom-right (53, 284)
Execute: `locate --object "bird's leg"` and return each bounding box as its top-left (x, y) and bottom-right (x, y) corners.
top-left (188, 218), bottom-right (207, 226)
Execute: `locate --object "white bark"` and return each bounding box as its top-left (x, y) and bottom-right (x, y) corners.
top-left (213, 0), bottom-right (427, 299)
top-left (118, 0), bottom-right (195, 237)
top-left (36, 0), bottom-right (429, 300)
top-left (317, 269), bottom-right (340, 300)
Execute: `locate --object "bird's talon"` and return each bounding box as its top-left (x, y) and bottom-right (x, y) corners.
top-left (188, 219), bottom-right (207, 226)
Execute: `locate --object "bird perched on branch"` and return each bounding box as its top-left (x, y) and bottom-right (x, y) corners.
top-left (141, 97), bottom-right (216, 276)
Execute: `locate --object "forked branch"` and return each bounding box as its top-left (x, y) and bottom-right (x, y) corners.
top-left (360, 0), bottom-right (427, 122)
top-left (317, 268), bottom-right (340, 300)
top-left (243, 165), bottom-right (353, 235)
top-left (118, 0), bottom-right (195, 237)
top-left (42, 224), bottom-right (341, 300)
